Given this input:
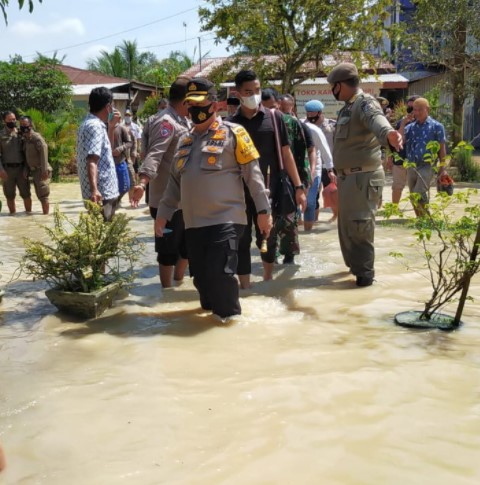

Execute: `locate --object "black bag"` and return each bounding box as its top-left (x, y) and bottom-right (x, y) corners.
top-left (270, 109), bottom-right (297, 216)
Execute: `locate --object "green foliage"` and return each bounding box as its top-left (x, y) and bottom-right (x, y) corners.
top-left (0, 0), bottom-right (42, 23)
top-left (86, 40), bottom-right (158, 82)
top-left (22, 108), bottom-right (78, 182)
top-left (142, 51), bottom-right (193, 88)
top-left (18, 203), bottom-right (144, 293)
top-left (0, 59), bottom-right (72, 114)
top-left (384, 189), bottom-right (480, 320)
top-left (452, 141), bottom-right (480, 182)
top-left (199, 0), bottom-right (394, 92)
top-left (136, 93), bottom-right (161, 120)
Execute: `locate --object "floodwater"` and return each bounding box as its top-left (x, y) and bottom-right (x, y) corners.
top-left (1, 180), bottom-right (480, 485)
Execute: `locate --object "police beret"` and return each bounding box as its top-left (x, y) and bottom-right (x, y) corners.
top-left (304, 100), bottom-right (324, 112)
top-left (326, 63), bottom-right (359, 84)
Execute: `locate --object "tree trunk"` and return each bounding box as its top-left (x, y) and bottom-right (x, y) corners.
top-left (451, 20), bottom-right (467, 151)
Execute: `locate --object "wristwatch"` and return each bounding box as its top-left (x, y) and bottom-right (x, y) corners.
top-left (257, 209), bottom-right (271, 215)
top-left (139, 182), bottom-right (147, 191)
top-left (295, 184), bottom-right (305, 191)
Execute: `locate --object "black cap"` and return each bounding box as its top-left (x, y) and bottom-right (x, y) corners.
top-left (184, 78), bottom-right (217, 102)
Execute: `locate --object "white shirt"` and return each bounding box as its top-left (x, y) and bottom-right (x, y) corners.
top-left (304, 121), bottom-right (333, 176)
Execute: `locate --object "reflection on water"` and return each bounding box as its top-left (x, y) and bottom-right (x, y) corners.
top-left (1, 182), bottom-right (480, 484)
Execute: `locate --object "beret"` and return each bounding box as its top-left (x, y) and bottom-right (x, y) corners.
top-left (304, 100), bottom-right (324, 112)
top-left (326, 63), bottom-right (359, 84)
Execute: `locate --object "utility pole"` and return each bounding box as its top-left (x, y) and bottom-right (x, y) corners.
top-left (198, 36), bottom-right (202, 72)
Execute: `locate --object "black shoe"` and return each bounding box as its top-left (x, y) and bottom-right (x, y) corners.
top-left (283, 255), bottom-right (295, 264)
top-left (356, 276), bottom-right (374, 287)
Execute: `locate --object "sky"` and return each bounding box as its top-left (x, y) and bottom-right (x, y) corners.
top-left (0, 0), bottom-right (230, 68)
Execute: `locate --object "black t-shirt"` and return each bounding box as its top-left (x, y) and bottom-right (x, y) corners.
top-left (228, 105), bottom-right (290, 188)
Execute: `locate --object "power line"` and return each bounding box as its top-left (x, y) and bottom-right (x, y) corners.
top-left (142, 33), bottom-right (216, 50)
top-left (21, 6), bottom-right (202, 59)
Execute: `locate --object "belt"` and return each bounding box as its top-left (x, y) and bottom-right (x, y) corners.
top-left (338, 165), bottom-right (381, 176)
top-left (3, 163), bottom-right (23, 168)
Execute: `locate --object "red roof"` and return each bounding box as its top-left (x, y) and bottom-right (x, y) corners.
top-left (57, 65), bottom-right (129, 85)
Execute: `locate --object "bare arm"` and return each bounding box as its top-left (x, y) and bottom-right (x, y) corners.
top-left (87, 154), bottom-right (102, 202)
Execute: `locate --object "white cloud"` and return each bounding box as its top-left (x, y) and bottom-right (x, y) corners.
top-left (11, 18), bottom-right (85, 37)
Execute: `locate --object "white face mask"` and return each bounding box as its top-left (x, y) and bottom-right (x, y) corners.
top-left (124, 116), bottom-right (132, 124)
top-left (240, 93), bottom-right (262, 110)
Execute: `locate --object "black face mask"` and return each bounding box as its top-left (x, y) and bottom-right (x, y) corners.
top-left (20, 126), bottom-right (31, 133)
top-left (307, 115), bottom-right (320, 124)
top-left (406, 106), bottom-right (413, 114)
top-left (5, 121), bottom-right (16, 129)
top-left (188, 104), bottom-right (213, 125)
top-left (332, 83), bottom-right (341, 101)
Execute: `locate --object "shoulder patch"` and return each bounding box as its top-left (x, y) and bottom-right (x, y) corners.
top-left (231, 125), bottom-right (259, 165)
top-left (159, 120), bottom-right (173, 138)
top-left (360, 98), bottom-right (382, 116)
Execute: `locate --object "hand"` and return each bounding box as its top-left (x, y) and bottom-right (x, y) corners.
top-left (90, 189), bottom-right (102, 204)
top-left (23, 169), bottom-right (29, 180)
top-left (155, 217), bottom-right (167, 237)
top-left (40, 171), bottom-right (49, 181)
top-left (257, 213), bottom-right (273, 239)
top-left (295, 189), bottom-right (307, 213)
top-left (112, 147), bottom-right (122, 157)
top-left (328, 171), bottom-right (337, 184)
top-left (387, 130), bottom-right (403, 152)
top-left (108, 109), bottom-right (121, 127)
top-left (0, 169), bottom-right (7, 181)
top-left (131, 184), bottom-right (145, 207)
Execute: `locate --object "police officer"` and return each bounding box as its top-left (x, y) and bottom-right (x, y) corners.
top-left (155, 78), bottom-right (272, 319)
top-left (0, 111), bottom-right (32, 214)
top-left (327, 63), bottom-right (402, 286)
top-left (132, 77), bottom-right (191, 288)
top-left (19, 116), bottom-right (52, 215)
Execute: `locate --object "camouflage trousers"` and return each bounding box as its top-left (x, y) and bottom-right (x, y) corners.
top-left (274, 210), bottom-right (300, 257)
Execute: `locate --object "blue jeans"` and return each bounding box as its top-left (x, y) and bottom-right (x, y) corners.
top-left (304, 175), bottom-right (320, 222)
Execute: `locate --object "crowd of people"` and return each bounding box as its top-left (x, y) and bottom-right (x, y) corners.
top-left (0, 62), bottom-right (450, 321)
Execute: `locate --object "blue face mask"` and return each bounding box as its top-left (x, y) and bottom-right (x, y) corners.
top-left (107, 110), bottom-right (114, 122)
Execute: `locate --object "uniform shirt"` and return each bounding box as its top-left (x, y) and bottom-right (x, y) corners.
top-left (305, 122), bottom-right (333, 176)
top-left (319, 118), bottom-right (336, 153)
top-left (0, 128), bottom-right (25, 170)
top-left (228, 105), bottom-right (289, 189)
top-left (23, 131), bottom-right (51, 172)
top-left (333, 90), bottom-right (392, 170)
top-left (76, 113), bottom-right (119, 201)
top-left (404, 116), bottom-right (446, 167)
top-left (139, 105), bottom-right (191, 209)
top-left (157, 118), bottom-right (270, 229)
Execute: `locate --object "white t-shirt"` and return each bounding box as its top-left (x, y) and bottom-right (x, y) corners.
top-left (304, 121), bottom-right (333, 176)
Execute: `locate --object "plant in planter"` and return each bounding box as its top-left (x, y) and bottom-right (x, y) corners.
top-left (383, 189), bottom-right (480, 330)
top-left (17, 202), bottom-right (143, 318)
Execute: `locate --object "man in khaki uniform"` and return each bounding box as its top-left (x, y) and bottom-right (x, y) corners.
top-left (327, 63), bottom-right (402, 286)
top-left (19, 116), bottom-right (51, 215)
top-left (0, 111), bottom-right (32, 214)
top-left (131, 77), bottom-right (191, 288)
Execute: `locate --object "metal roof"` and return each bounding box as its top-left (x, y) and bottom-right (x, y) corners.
top-left (72, 83), bottom-right (128, 96)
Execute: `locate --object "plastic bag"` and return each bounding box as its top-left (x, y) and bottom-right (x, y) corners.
top-left (322, 182), bottom-right (338, 210)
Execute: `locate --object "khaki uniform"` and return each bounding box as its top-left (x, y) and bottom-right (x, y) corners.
top-left (23, 130), bottom-right (51, 202)
top-left (0, 128), bottom-right (30, 200)
top-left (140, 106), bottom-right (190, 209)
top-left (157, 118), bottom-right (270, 318)
top-left (333, 90), bottom-right (392, 280)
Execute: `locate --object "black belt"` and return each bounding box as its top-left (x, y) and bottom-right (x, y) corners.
top-left (3, 163), bottom-right (23, 168)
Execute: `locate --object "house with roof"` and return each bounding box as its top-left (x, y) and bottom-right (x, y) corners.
top-left (57, 65), bottom-right (158, 115)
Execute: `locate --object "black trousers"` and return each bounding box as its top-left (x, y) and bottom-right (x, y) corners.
top-left (186, 224), bottom-right (244, 318)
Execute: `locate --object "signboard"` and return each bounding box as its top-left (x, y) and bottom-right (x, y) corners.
top-left (294, 82), bottom-right (382, 119)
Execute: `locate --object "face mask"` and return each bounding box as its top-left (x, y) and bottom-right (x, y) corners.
top-left (307, 115), bottom-right (320, 124)
top-left (240, 93), bottom-right (262, 110)
top-left (188, 104), bottom-right (213, 124)
top-left (124, 116), bottom-right (132, 124)
top-left (6, 121), bottom-right (16, 129)
top-left (406, 106), bottom-right (413, 114)
top-left (20, 126), bottom-right (31, 133)
top-left (332, 83), bottom-right (341, 101)
top-left (107, 111), bottom-right (114, 122)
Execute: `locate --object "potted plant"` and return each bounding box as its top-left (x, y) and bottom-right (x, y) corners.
top-left (17, 202), bottom-right (143, 319)
top-left (383, 189), bottom-right (480, 330)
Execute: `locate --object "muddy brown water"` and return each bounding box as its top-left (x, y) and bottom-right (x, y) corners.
top-left (1, 180), bottom-right (480, 484)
